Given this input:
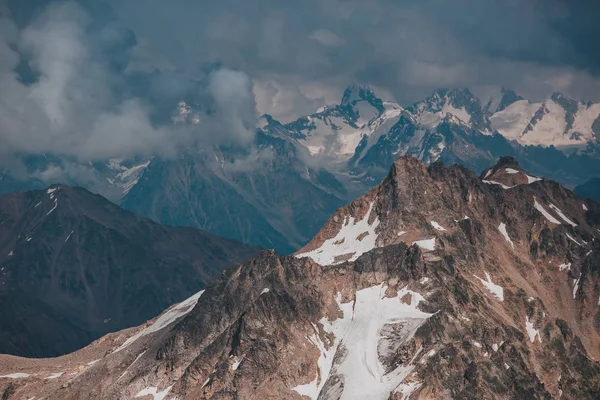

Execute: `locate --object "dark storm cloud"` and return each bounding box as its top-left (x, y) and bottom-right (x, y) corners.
top-left (104, 0), bottom-right (600, 114)
top-left (0, 0), bottom-right (259, 163)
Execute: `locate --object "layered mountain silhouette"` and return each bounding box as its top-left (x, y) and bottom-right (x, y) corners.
top-left (2, 85), bottom-right (600, 255)
top-left (2, 156), bottom-right (598, 399)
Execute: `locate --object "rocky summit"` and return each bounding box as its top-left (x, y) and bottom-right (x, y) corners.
top-left (1, 156), bottom-right (599, 399)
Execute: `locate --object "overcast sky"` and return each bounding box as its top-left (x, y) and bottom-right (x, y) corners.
top-left (1, 0), bottom-right (600, 163)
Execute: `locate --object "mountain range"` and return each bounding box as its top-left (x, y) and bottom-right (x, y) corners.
top-left (1, 156), bottom-right (598, 399)
top-left (0, 185), bottom-right (258, 357)
top-left (2, 85), bottom-right (600, 254)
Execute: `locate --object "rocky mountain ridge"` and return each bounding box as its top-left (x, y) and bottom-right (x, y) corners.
top-left (1, 156), bottom-right (599, 399)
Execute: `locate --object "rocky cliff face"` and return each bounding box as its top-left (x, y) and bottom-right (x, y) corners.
top-left (0, 185), bottom-right (259, 358)
top-left (1, 156), bottom-right (599, 399)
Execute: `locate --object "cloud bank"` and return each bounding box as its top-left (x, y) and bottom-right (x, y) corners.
top-left (103, 0), bottom-right (600, 120)
top-left (0, 0), bottom-right (260, 167)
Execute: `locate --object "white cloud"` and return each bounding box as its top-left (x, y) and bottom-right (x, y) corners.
top-left (310, 29), bottom-right (344, 46)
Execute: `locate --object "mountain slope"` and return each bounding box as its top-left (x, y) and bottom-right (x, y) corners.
top-left (2, 156), bottom-right (599, 399)
top-left (121, 132), bottom-right (346, 254)
top-left (490, 92), bottom-right (600, 149)
top-left (0, 185), bottom-right (258, 357)
top-left (575, 178), bottom-right (600, 203)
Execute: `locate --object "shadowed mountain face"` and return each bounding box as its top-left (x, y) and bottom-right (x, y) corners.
top-left (120, 132), bottom-right (347, 254)
top-left (575, 178), bottom-right (600, 203)
top-left (0, 185), bottom-right (259, 358)
top-left (2, 156), bottom-right (599, 399)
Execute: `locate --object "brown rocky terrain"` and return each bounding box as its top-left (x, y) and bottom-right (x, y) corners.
top-left (1, 156), bottom-right (599, 399)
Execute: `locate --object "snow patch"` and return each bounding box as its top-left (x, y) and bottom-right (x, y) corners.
top-left (505, 168), bottom-right (519, 174)
top-left (573, 275), bottom-right (581, 299)
top-left (260, 288), bottom-right (270, 295)
top-left (583, 203), bottom-right (588, 211)
top-left (483, 180), bottom-right (513, 189)
top-left (47, 198), bottom-right (58, 216)
top-left (114, 290), bottom-right (205, 352)
top-left (45, 372), bottom-right (64, 379)
top-left (231, 358), bottom-right (242, 371)
top-left (533, 198), bottom-right (562, 224)
top-left (0, 373), bottom-right (30, 379)
top-left (526, 175), bottom-right (542, 184)
top-left (412, 238), bottom-right (436, 251)
top-left (296, 202), bottom-right (380, 265)
top-left (65, 230), bottom-right (74, 243)
top-left (430, 221), bottom-right (446, 231)
top-left (566, 233), bottom-right (583, 247)
top-left (548, 203), bottom-right (577, 227)
top-left (559, 262), bottom-right (571, 271)
top-left (474, 272), bottom-right (504, 301)
top-left (525, 316), bottom-right (541, 343)
top-left (117, 350), bottom-right (147, 382)
top-left (498, 223), bottom-right (514, 248)
top-left (135, 385), bottom-right (173, 400)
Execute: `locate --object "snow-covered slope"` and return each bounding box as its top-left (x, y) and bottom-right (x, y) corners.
top-left (258, 85), bottom-right (600, 192)
top-left (261, 85), bottom-right (401, 164)
top-left (491, 93), bottom-right (600, 149)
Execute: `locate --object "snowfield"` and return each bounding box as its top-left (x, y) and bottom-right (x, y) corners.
top-left (296, 202), bottom-right (380, 265)
top-left (114, 290), bottom-right (205, 352)
top-left (533, 198), bottom-right (562, 225)
top-left (293, 283), bottom-right (434, 400)
top-left (474, 272), bottom-right (504, 301)
top-left (497, 223), bottom-right (514, 248)
top-left (412, 238), bottom-right (436, 251)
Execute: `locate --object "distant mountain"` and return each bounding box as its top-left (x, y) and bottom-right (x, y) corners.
top-left (120, 131), bottom-right (346, 254)
top-left (0, 185), bottom-right (258, 357)
top-left (490, 92), bottom-right (600, 149)
top-left (265, 85), bottom-right (600, 187)
top-left (3, 156), bottom-right (599, 399)
top-left (2, 85), bottom-right (600, 254)
top-left (575, 178), bottom-right (600, 203)
top-left (485, 87), bottom-right (525, 114)
top-left (0, 155), bottom-right (151, 202)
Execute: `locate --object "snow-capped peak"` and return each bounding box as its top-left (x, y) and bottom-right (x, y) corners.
top-left (485, 88), bottom-right (525, 114)
top-left (406, 88), bottom-right (486, 131)
top-left (341, 84), bottom-right (380, 106)
top-left (490, 91), bottom-right (600, 149)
